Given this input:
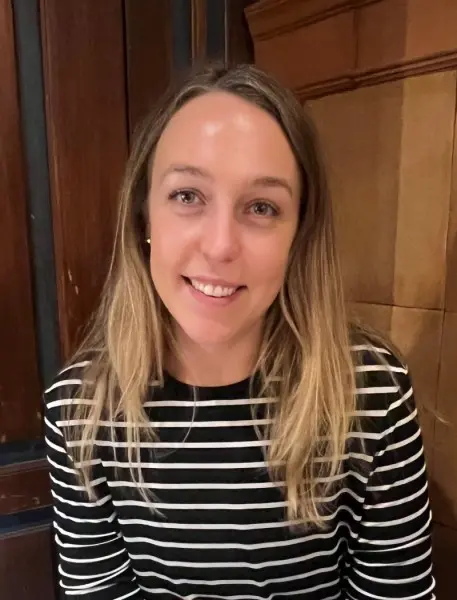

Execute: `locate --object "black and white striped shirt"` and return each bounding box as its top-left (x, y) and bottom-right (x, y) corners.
top-left (44, 345), bottom-right (435, 600)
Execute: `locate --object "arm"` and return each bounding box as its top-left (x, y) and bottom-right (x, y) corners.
top-left (346, 370), bottom-right (435, 599)
top-left (44, 395), bottom-right (141, 600)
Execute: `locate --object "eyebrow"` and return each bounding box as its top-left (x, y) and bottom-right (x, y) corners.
top-left (161, 163), bottom-right (294, 197)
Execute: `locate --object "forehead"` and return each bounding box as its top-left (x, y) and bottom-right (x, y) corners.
top-left (151, 91), bottom-right (299, 184)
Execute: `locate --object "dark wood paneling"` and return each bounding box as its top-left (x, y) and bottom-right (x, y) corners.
top-left (124, 0), bottom-right (173, 135)
top-left (0, 0), bottom-right (42, 442)
top-left (0, 460), bottom-right (51, 515)
top-left (433, 522), bottom-right (457, 599)
top-left (0, 525), bottom-right (55, 600)
top-left (40, 0), bottom-right (129, 359)
top-left (227, 0), bottom-right (255, 64)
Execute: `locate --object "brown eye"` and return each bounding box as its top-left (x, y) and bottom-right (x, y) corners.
top-left (170, 190), bottom-right (199, 205)
top-left (250, 201), bottom-right (278, 217)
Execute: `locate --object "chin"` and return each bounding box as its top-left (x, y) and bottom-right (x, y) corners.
top-left (178, 319), bottom-right (240, 347)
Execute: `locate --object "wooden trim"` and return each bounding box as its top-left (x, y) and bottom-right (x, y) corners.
top-left (0, 460), bottom-right (51, 515)
top-left (298, 50), bottom-right (457, 100)
top-left (191, 0), bottom-right (207, 62)
top-left (246, 0), bottom-right (378, 41)
top-left (246, 0), bottom-right (457, 100)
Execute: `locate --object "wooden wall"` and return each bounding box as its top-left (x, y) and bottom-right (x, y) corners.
top-left (246, 0), bottom-right (456, 595)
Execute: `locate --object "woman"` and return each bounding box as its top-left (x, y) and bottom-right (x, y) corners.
top-left (44, 63), bottom-right (434, 600)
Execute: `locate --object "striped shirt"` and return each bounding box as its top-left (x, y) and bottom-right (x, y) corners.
top-left (44, 345), bottom-right (435, 600)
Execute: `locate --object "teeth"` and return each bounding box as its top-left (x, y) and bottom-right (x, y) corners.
top-left (190, 279), bottom-right (237, 297)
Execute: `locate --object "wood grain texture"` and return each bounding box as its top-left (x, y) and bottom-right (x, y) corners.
top-left (433, 311), bottom-right (457, 529)
top-left (446, 94), bottom-right (457, 312)
top-left (125, 0), bottom-right (173, 136)
top-left (0, 525), bottom-right (56, 600)
top-left (393, 71), bottom-right (455, 309)
top-left (433, 522), bottom-right (457, 599)
top-left (0, 0), bottom-right (42, 442)
top-left (40, 0), bottom-right (129, 359)
top-left (0, 460), bottom-right (51, 515)
top-left (310, 72), bottom-right (455, 310)
top-left (246, 0), bottom-right (457, 99)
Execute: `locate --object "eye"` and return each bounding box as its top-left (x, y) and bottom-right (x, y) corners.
top-left (249, 201), bottom-right (279, 217)
top-left (169, 189), bottom-right (200, 205)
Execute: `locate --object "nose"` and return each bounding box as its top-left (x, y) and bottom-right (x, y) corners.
top-left (200, 204), bottom-right (241, 264)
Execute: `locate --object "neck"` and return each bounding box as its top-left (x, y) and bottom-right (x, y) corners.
top-left (167, 325), bottom-right (262, 387)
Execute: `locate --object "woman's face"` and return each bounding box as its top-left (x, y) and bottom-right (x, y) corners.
top-left (148, 91), bottom-right (300, 349)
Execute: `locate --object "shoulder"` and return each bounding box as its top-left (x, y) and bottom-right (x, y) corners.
top-left (43, 357), bottom-right (93, 422)
top-left (350, 337), bottom-right (416, 439)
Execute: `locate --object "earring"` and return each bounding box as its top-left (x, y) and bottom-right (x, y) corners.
top-left (146, 238), bottom-right (151, 245)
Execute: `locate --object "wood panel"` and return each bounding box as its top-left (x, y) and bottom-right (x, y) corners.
top-left (0, 0), bottom-right (42, 442)
top-left (124, 0), bottom-right (173, 136)
top-left (0, 460), bottom-right (51, 515)
top-left (309, 71), bottom-right (455, 310)
top-left (433, 522), bottom-right (457, 599)
top-left (40, 0), bottom-right (129, 359)
top-left (0, 526), bottom-right (55, 600)
top-left (433, 311), bottom-right (457, 529)
top-left (246, 0), bottom-right (457, 99)
top-left (446, 95), bottom-right (457, 312)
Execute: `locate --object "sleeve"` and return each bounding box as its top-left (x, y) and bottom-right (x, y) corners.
top-left (345, 369), bottom-right (435, 600)
top-left (44, 396), bottom-right (142, 600)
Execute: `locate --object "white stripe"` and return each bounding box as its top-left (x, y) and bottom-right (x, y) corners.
top-left (70, 439), bottom-right (271, 449)
top-left (58, 418), bottom-right (273, 429)
top-left (65, 584), bottom-right (138, 599)
top-left (54, 521), bottom-right (118, 540)
top-left (47, 398), bottom-right (95, 409)
top-left (367, 462), bottom-right (426, 491)
top-left (124, 509), bottom-right (359, 551)
top-left (54, 505), bottom-right (116, 524)
top-left (45, 378), bottom-right (83, 394)
top-left (139, 582), bottom-right (340, 600)
top-left (379, 427), bottom-right (421, 455)
top-left (358, 514), bottom-right (431, 545)
top-left (373, 445), bottom-right (423, 473)
top-left (356, 386), bottom-right (399, 395)
top-left (351, 345), bottom-right (391, 355)
top-left (101, 459), bottom-right (268, 470)
top-left (362, 499), bottom-right (430, 528)
top-left (55, 533), bottom-right (122, 549)
top-left (353, 546), bottom-right (432, 568)
top-left (44, 416), bottom-right (64, 437)
top-left (134, 562), bottom-right (339, 587)
top-left (58, 360), bottom-right (91, 375)
top-left (355, 364), bottom-right (407, 374)
top-left (364, 480), bottom-right (428, 510)
top-left (50, 472), bottom-right (106, 491)
top-left (144, 397), bottom-right (275, 408)
top-left (113, 499), bottom-right (287, 510)
top-left (108, 479), bottom-right (283, 491)
top-left (347, 576), bottom-right (435, 600)
top-left (59, 547), bottom-right (125, 564)
top-left (45, 435), bottom-right (66, 454)
top-left (118, 517), bottom-right (300, 531)
top-left (47, 454), bottom-right (79, 475)
top-left (51, 489), bottom-right (112, 508)
top-left (59, 559), bottom-right (130, 584)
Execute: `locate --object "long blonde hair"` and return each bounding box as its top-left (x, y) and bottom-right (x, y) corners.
top-left (66, 63), bottom-right (378, 527)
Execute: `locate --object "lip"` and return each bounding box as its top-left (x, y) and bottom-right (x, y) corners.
top-left (182, 276), bottom-right (245, 307)
top-left (184, 275), bottom-right (243, 288)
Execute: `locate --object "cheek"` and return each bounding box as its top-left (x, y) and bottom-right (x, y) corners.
top-left (248, 235), bottom-right (292, 291)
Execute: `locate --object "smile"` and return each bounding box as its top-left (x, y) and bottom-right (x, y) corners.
top-left (182, 276), bottom-right (245, 300)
